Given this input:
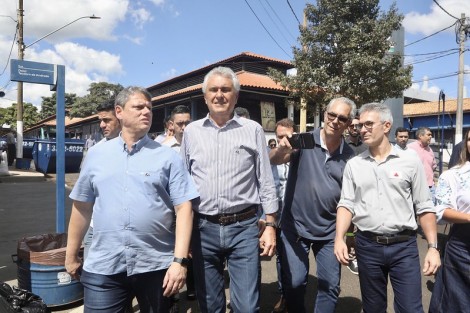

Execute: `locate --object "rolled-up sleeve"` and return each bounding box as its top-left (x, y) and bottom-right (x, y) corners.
top-left (337, 162), bottom-right (355, 215)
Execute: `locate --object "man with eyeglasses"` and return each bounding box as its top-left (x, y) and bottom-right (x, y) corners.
top-left (271, 97), bottom-right (355, 313)
top-left (346, 118), bottom-right (368, 156)
top-left (334, 103), bottom-right (440, 312)
top-left (162, 105), bottom-right (191, 152)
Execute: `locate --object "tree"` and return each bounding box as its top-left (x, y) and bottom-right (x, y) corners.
top-left (68, 82), bottom-right (124, 117)
top-left (1, 103), bottom-right (40, 129)
top-left (40, 92), bottom-right (78, 119)
top-left (269, 0), bottom-right (412, 110)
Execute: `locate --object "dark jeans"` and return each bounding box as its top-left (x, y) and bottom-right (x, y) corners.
top-left (7, 144), bottom-right (15, 166)
top-left (280, 229), bottom-right (341, 313)
top-left (429, 224), bottom-right (470, 313)
top-left (356, 233), bottom-right (423, 313)
top-left (191, 214), bottom-right (260, 313)
top-left (80, 269), bottom-right (171, 313)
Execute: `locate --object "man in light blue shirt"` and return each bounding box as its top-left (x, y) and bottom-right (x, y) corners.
top-left (181, 67), bottom-right (278, 313)
top-left (65, 86), bottom-right (199, 312)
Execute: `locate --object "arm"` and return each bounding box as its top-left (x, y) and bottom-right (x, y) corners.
top-left (269, 136), bottom-right (294, 165)
top-left (442, 209), bottom-right (470, 223)
top-left (418, 212), bottom-right (441, 276)
top-left (334, 207), bottom-right (353, 265)
top-left (163, 200), bottom-right (193, 296)
top-left (65, 200), bottom-right (93, 280)
top-left (259, 213), bottom-right (276, 257)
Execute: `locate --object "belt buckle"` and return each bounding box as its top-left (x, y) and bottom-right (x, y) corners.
top-left (376, 236), bottom-right (390, 245)
top-left (219, 214), bottom-right (234, 225)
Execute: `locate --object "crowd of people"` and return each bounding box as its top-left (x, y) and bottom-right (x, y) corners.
top-left (63, 66), bottom-right (468, 313)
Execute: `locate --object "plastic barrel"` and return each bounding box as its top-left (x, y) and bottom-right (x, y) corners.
top-left (15, 233), bottom-right (83, 307)
top-left (15, 257), bottom-right (83, 307)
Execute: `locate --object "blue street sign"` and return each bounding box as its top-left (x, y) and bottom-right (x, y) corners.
top-left (10, 59), bottom-right (55, 85)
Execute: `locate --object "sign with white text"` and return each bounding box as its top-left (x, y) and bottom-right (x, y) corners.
top-left (11, 59), bottom-right (55, 85)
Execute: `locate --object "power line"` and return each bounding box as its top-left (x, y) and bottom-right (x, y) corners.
top-left (402, 48), bottom-right (459, 57)
top-left (257, 0), bottom-right (295, 47)
top-left (405, 50), bottom-right (459, 66)
top-left (433, 0), bottom-right (459, 20)
top-left (243, 0), bottom-right (292, 58)
top-left (286, 0), bottom-right (301, 25)
top-left (264, 0), bottom-right (297, 41)
top-left (411, 72), bottom-right (459, 83)
top-left (405, 22), bottom-right (457, 47)
top-left (0, 28), bottom-right (18, 76)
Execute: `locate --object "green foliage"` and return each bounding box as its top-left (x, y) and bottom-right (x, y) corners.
top-left (40, 93), bottom-right (77, 119)
top-left (1, 102), bottom-right (40, 129)
top-left (269, 0), bottom-right (412, 111)
top-left (68, 82), bottom-right (124, 118)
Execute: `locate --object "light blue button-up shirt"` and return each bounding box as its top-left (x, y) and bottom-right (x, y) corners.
top-left (70, 135), bottom-right (199, 276)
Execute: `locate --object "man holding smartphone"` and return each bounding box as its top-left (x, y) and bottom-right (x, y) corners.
top-left (271, 97), bottom-right (356, 313)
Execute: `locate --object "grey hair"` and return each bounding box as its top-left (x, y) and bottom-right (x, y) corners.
top-left (115, 86), bottom-right (152, 108)
top-left (326, 97), bottom-right (357, 120)
top-left (202, 66), bottom-right (240, 94)
top-left (359, 102), bottom-right (393, 124)
top-left (415, 127), bottom-right (431, 138)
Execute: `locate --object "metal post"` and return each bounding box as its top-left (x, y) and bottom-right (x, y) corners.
top-left (16, 0), bottom-right (24, 159)
top-left (455, 13), bottom-right (466, 144)
top-left (55, 65), bottom-right (66, 233)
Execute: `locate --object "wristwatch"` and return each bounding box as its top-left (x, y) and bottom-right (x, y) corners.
top-left (173, 257), bottom-right (190, 266)
top-left (265, 222), bottom-right (277, 229)
top-left (428, 243), bottom-right (439, 250)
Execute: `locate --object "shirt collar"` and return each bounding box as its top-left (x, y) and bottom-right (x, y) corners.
top-left (202, 112), bottom-right (243, 129)
top-left (118, 132), bottom-right (150, 153)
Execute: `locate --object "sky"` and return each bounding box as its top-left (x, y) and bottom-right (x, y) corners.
top-left (0, 0), bottom-right (469, 110)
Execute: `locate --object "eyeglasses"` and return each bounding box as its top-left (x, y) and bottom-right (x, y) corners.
top-left (326, 112), bottom-right (350, 124)
top-left (356, 121), bottom-right (385, 131)
top-left (175, 121), bottom-right (191, 127)
top-left (269, 144), bottom-right (276, 148)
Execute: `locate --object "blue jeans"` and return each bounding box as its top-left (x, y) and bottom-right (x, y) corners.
top-left (80, 269), bottom-right (170, 313)
top-left (280, 229), bottom-right (341, 313)
top-left (191, 214), bottom-right (260, 313)
top-left (355, 233), bottom-right (423, 313)
top-left (429, 224), bottom-right (470, 313)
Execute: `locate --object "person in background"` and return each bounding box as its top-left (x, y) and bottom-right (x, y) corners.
top-left (268, 138), bottom-right (276, 149)
top-left (408, 127), bottom-right (437, 200)
top-left (272, 97), bottom-right (356, 313)
top-left (345, 117), bottom-right (368, 155)
top-left (181, 66), bottom-right (277, 313)
top-left (268, 117), bottom-right (296, 313)
top-left (155, 115), bottom-right (174, 143)
top-left (6, 129), bottom-right (15, 166)
top-left (429, 128), bottom-right (470, 313)
top-left (234, 106), bottom-right (250, 119)
top-left (84, 134), bottom-right (96, 151)
top-left (65, 86), bottom-right (199, 312)
top-left (335, 102), bottom-right (440, 313)
top-left (162, 105), bottom-right (191, 152)
top-left (394, 127), bottom-right (418, 157)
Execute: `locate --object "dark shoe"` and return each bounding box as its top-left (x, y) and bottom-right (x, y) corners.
top-left (272, 295), bottom-right (286, 313)
top-left (347, 259), bottom-right (359, 275)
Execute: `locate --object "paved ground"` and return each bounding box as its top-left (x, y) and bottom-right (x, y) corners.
top-left (0, 167), bottom-right (442, 312)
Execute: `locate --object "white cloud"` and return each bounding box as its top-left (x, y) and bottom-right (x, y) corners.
top-left (123, 35), bottom-right (144, 45)
top-left (403, 0), bottom-right (470, 35)
top-left (149, 0), bottom-right (165, 7)
top-left (130, 7), bottom-right (153, 29)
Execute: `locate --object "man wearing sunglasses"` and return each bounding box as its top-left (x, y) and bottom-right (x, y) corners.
top-left (272, 97), bottom-right (356, 313)
top-left (162, 105), bottom-right (191, 152)
top-left (335, 103), bottom-right (440, 312)
top-left (346, 118), bottom-right (368, 156)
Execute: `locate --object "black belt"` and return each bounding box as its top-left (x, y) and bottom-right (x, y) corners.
top-left (197, 205), bottom-right (258, 226)
top-left (358, 229), bottom-right (416, 245)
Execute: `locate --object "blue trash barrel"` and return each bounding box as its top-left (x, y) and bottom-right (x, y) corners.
top-left (22, 137), bottom-right (36, 159)
top-left (32, 139), bottom-right (85, 174)
top-left (15, 233), bottom-right (83, 307)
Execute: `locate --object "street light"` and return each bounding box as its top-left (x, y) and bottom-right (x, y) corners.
top-left (15, 0), bottom-right (100, 159)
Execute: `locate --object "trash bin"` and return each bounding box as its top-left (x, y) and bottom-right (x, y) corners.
top-left (22, 137), bottom-right (36, 159)
top-left (14, 233), bottom-right (83, 307)
top-left (32, 139), bottom-right (85, 174)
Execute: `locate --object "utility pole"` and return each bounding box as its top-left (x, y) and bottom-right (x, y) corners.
top-left (455, 13), bottom-right (466, 144)
top-left (299, 10), bottom-right (307, 132)
top-left (16, 0), bottom-right (24, 158)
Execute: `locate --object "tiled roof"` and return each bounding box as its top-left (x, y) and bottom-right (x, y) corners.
top-left (152, 70), bottom-right (287, 102)
top-left (404, 98), bottom-right (470, 116)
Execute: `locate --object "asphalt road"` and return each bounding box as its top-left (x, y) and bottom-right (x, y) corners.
top-left (0, 177), bottom-right (442, 312)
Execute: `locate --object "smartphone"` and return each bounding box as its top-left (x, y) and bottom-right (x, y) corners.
top-left (287, 132), bottom-right (315, 149)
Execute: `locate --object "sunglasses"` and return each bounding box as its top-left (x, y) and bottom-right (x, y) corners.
top-left (355, 121), bottom-right (385, 131)
top-left (175, 121), bottom-right (191, 127)
top-left (269, 144), bottom-right (276, 148)
top-left (326, 112), bottom-right (350, 124)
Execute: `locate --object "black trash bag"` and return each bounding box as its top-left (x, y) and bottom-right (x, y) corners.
top-left (0, 281), bottom-right (47, 313)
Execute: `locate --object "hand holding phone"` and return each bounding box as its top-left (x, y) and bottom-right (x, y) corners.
top-left (287, 132), bottom-right (315, 149)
